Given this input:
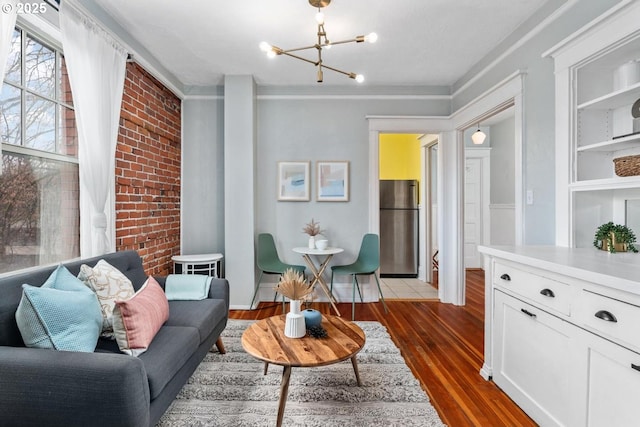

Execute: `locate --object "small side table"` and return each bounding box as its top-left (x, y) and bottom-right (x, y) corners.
top-left (171, 253), bottom-right (224, 278)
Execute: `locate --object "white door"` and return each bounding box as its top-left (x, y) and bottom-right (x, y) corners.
top-left (464, 157), bottom-right (482, 268)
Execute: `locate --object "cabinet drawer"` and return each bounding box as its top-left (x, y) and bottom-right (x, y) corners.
top-left (576, 290), bottom-right (640, 351)
top-left (494, 262), bottom-right (571, 316)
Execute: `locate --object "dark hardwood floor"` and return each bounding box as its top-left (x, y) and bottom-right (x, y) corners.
top-left (229, 270), bottom-right (536, 427)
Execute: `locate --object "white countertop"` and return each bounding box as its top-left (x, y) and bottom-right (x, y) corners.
top-left (478, 245), bottom-right (640, 296)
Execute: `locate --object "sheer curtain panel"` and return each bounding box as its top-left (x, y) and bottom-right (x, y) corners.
top-left (60, 0), bottom-right (127, 257)
top-left (0, 0), bottom-right (17, 167)
top-left (0, 0), bottom-right (16, 87)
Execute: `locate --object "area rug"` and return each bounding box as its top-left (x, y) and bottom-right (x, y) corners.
top-left (157, 319), bottom-right (446, 427)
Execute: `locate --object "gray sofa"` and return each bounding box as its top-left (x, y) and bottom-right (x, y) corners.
top-left (0, 250), bottom-right (229, 427)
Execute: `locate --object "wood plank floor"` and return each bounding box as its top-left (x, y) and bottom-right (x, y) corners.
top-left (229, 270), bottom-right (536, 427)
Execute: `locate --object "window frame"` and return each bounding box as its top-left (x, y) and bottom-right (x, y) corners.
top-left (2, 23), bottom-right (77, 165)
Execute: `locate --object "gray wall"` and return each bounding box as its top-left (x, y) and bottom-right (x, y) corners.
top-left (490, 117), bottom-right (516, 205)
top-left (451, 0), bottom-right (622, 244)
top-left (255, 96), bottom-right (450, 267)
top-left (181, 98), bottom-right (225, 254)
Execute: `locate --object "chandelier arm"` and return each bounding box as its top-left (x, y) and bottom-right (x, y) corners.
top-left (321, 37), bottom-right (361, 47)
top-left (279, 50), bottom-right (320, 66)
top-left (282, 44), bottom-right (320, 53)
top-left (320, 63), bottom-right (355, 77)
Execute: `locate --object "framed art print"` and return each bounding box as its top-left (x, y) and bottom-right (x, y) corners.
top-left (278, 161), bottom-right (310, 201)
top-left (317, 161), bottom-right (349, 201)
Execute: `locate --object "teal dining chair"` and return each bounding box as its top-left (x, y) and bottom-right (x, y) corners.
top-left (330, 233), bottom-right (389, 320)
top-left (250, 233), bottom-right (306, 310)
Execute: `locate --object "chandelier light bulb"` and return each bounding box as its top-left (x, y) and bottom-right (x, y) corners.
top-left (355, 74), bottom-right (365, 83)
top-left (267, 50), bottom-right (277, 59)
top-left (315, 11), bottom-right (325, 24)
top-left (365, 32), bottom-right (378, 43)
top-left (259, 42), bottom-right (272, 52)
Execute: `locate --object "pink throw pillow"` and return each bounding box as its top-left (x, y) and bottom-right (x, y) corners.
top-left (112, 276), bottom-right (169, 356)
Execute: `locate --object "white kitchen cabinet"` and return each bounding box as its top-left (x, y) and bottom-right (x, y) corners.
top-left (493, 290), bottom-right (574, 426)
top-left (575, 327), bottom-right (640, 427)
top-left (480, 245), bottom-right (640, 427)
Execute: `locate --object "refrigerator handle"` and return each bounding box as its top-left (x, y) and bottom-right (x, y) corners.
top-left (409, 182), bottom-right (418, 207)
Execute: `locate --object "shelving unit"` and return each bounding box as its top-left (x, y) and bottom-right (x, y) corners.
top-left (547, 1), bottom-right (640, 247)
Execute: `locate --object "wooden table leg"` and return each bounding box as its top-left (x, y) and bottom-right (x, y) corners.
top-left (276, 366), bottom-right (292, 427)
top-left (302, 254), bottom-right (341, 316)
top-left (350, 355), bottom-right (362, 386)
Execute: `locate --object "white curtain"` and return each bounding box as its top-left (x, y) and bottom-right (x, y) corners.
top-left (60, 0), bottom-right (127, 257)
top-left (0, 0), bottom-right (16, 87)
top-left (0, 0), bottom-right (17, 171)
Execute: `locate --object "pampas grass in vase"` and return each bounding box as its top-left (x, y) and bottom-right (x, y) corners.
top-left (276, 269), bottom-right (314, 338)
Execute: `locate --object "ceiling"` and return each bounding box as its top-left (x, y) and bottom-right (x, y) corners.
top-left (92, 0), bottom-right (549, 88)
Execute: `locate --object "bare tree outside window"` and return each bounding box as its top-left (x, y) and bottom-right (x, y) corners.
top-left (0, 27), bottom-right (79, 273)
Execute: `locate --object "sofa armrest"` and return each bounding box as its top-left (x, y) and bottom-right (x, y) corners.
top-left (0, 347), bottom-right (150, 427)
top-left (208, 277), bottom-right (230, 309)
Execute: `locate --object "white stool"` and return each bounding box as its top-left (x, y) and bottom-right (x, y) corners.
top-left (171, 253), bottom-right (224, 278)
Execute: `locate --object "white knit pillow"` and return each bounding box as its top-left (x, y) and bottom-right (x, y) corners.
top-left (78, 259), bottom-right (135, 338)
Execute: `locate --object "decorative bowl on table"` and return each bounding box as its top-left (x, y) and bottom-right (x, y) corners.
top-left (315, 239), bottom-right (328, 250)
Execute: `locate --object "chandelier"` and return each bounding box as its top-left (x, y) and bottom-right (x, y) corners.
top-left (259, 0), bottom-right (377, 83)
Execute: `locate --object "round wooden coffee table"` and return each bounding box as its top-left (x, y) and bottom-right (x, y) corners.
top-left (241, 314), bottom-right (366, 427)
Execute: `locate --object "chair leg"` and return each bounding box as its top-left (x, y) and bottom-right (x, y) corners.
top-left (352, 275), bottom-right (357, 321)
top-left (330, 271), bottom-right (335, 293)
top-left (354, 275), bottom-right (364, 302)
top-left (250, 271), bottom-right (264, 309)
top-left (373, 273), bottom-right (389, 314)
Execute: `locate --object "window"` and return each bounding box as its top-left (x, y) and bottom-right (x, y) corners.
top-left (0, 26), bottom-right (79, 274)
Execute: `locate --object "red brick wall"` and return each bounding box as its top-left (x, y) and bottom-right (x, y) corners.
top-left (115, 62), bottom-right (181, 275)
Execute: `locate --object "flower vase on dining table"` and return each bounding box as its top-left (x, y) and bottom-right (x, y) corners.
top-left (284, 300), bottom-right (306, 338)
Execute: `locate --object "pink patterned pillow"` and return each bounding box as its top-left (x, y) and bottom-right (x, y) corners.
top-left (112, 276), bottom-right (169, 356)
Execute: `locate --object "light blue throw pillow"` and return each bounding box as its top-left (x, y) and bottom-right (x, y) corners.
top-left (15, 264), bottom-right (103, 352)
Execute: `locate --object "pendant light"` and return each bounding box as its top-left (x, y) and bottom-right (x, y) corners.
top-left (471, 124), bottom-right (487, 145)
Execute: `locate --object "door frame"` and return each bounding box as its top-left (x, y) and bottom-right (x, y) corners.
top-left (367, 71), bottom-right (524, 306)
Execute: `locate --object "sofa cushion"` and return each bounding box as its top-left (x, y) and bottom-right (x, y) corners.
top-left (78, 259), bottom-right (136, 338)
top-left (139, 325), bottom-right (200, 400)
top-left (15, 265), bottom-right (103, 352)
top-left (112, 277), bottom-right (169, 356)
top-left (167, 299), bottom-right (227, 344)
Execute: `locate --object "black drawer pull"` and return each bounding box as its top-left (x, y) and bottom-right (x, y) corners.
top-left (540, 288), bottom-right (555, 298)
top-left (632, 364), bottom-right (640, 372)
top-left (500, 273), bottom-right (511, 281)
top-left (521, 308), bottom-right (536, 318)
top-left (594, 310), bottom-right (617, 323)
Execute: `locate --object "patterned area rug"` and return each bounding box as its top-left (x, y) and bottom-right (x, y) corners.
top-left (158, 319), bottom-right (446, 426)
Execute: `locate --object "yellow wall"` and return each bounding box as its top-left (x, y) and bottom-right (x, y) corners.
top-left (379, 134), bottom-right (421, 180)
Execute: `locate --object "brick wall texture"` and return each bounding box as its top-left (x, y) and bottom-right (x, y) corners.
top-left (115, 62), bottom-right (181, 275)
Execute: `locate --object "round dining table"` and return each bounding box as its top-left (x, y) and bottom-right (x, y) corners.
top-left (292, 246), bottom-right (343, 316)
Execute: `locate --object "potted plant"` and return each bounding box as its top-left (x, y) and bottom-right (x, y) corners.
top-left (593, 222), bottom-right (638, 253)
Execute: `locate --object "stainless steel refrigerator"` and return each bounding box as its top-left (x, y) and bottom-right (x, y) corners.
top-left (379, 180), bottom-right (419, 277)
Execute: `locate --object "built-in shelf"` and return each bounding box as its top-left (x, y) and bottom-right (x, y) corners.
top-left (577, 81), bottom-right (640, 110)
top-left (569, 175), bottom-right (640, 191)
top-left (577, 134), bottom-right (640, 152)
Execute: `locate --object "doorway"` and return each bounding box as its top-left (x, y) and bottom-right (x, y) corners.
top-left (377, 133), bottom-right (438, 299)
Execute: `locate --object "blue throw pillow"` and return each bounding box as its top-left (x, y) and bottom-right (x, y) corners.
top-left (15, 264), bottom-right (103, 352)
